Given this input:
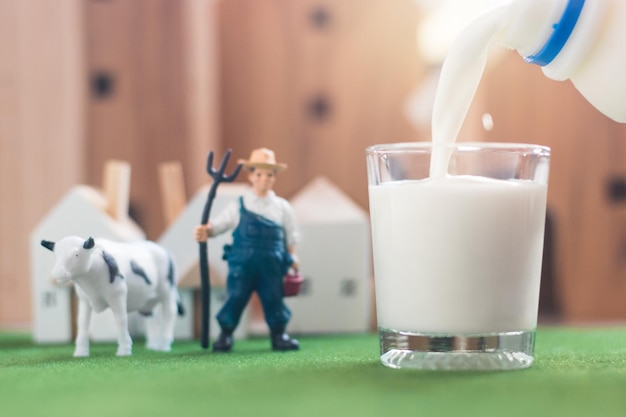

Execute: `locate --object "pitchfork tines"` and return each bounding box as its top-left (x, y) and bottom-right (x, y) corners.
top-left (200, 150), bottom-right (243, 225)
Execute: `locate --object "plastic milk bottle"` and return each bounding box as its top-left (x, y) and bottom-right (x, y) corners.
top-left (431, 0), bottom-right (626, 177)
top-left (500, 0), bottom-right (626, 123)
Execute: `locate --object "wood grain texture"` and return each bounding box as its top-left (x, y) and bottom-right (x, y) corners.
top-left (217, 0), bottom-right (424, 208)
top-left (158, 161), bottom-right (187, 227)
top-left (3, 0), bottom-right (625, 327)
top-left (0, 0), bottom-right (86, 326)
top-left (480, 51), bottom-right (626, 321)
top-left (85, 0), bottom-right (221, 240)
top-left (0, 0), bottom-right (220, 327)
top-left (102, 160), bottom-right (131, 221)
top-left (182, 0), bottom-right (224, 193)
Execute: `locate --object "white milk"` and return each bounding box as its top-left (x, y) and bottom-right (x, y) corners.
top-left (370, 176), bottom-right (547, 334)
top-left (430, 5), bottom-right (508, 177)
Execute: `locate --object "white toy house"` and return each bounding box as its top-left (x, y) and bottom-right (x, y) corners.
top-left (285, 177), bottom-right (372, 334)
top-left (157, 162), bottom-right (250, 340)
top-left (30, 161), bottom-right (145, 343)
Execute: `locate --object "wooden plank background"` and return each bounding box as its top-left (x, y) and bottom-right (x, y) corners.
top-left (0, 0), bottom-right (86, 327)
top-left (478, 51), bottom-right (626, 321)
top-left (0, 0), bottom-right (220, 327)
top-left (84, 0), bottom-right (220, 240)
top-left (217, 0), bottom-right (423, 208)
top-left (1, 0), bottom-right (625, 328)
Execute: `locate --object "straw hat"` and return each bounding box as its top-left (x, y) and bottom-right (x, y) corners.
top-left (238, 148), bottom-right (287, 171)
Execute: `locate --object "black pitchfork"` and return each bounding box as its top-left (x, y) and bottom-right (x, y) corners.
top-left (198, 150), bottom-right (242, 349)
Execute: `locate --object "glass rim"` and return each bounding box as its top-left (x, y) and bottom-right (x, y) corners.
top-left (366, 142), bottom-right (551, 156)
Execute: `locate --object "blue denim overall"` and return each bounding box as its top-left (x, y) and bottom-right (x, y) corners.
top-left (216, 197), bottom-right (294, 332)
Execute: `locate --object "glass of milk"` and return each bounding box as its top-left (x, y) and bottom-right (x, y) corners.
top-left (367, 142), bottom-right (550, 371)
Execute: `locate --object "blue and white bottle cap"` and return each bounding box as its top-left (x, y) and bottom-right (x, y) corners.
top-left (524, 0), bottom-right (586, 66)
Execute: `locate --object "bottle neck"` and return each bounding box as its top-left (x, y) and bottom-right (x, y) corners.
top-left (498, 0), bottom-right (607, 81)
top-left (524, 0), bottom-right (586, 66)
top-left (499, 0), bottom-right (569, 57)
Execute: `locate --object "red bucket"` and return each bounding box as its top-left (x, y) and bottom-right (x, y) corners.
top-left (283, 271), bottom-right (304, 297)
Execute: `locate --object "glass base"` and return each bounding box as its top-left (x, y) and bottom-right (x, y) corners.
top-left (379, 328), bottom-right (535, 371)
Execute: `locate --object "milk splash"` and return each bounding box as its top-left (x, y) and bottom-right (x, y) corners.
top-left (430, 5), bottom-right (510, 178)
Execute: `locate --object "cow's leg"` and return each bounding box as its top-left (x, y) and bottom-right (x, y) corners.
top-left (74, 298), bottom-right (92, 357)
top-left (157, 290), bottom-right (178, 351)
top-left (145, 307), bottom-right (161, 351)
top-left (109, 295), bottom-right (132, 356)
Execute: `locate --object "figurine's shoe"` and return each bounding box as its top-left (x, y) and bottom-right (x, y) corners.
top-left (213, 332), bottom-right (234, 353)
top-left (271, 333), bottom-right (299, 351)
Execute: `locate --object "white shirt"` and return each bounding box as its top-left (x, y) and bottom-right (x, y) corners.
top-left (210, 189), bottom-right (300, 247)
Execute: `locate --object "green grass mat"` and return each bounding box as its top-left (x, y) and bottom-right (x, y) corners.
top-left (1, 327), bottom-right (626, 417)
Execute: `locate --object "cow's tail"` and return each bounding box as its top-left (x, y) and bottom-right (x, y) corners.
top-left (167, 255), bottom-right (185, 317)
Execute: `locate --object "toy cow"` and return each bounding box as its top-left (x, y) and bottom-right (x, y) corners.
top-left (41, 236), bottom-right (183, 357)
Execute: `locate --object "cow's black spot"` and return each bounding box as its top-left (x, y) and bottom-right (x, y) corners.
top-left (102, 251), bottom-right (123, 283)
top-left (167, 257), bottom-right (175, 288)
top-left (130, 260), bottom-right (151, 285)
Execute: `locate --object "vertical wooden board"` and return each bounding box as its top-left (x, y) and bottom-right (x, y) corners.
top-left (0, 0), bottom-right (85, 326)
top-left (566, 111), bottom-right (608, 318)
top-left (605, 123), bottom-right (626, 316)
top-left (479, 49), bottom-right (626, 322)
top-left (217, 0), bottom-right (294, 191)
top-left (18, 0), bottom-right (87, 224)
top-left (131, 0), bottom-right (171, 238)
top-left (532, 74), bottom-right (588, 320)
top-left (86, 0), bottom-right (190, 239)
top-left (86, 0), bottom-right (139, 167)
top-left (158, 161), bottom-right (187, 226)
top-left (103, 160), bottom-right (132, 221)
top-left (542, 84), bottom-right (626, 321)
top-left (298, 0), bottom-right (423, 209)
top-left (574, 115), bottom-right (626, 319)
top-left (86, 0), bottom-right (144, 231)
top-left (181, 0), bottom-right (222, 193)
top-left (218, 0), bottom-right (424, 208)
top-left (0, 0), bottom-right (24, 324)
top-left (606, 123), bottom-right (626, 301)
top-left (139, 0), bottom-right (190, 238)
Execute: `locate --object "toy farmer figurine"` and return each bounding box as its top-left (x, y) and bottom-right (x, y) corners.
top-left (194, 148), bottom-right (300, 352)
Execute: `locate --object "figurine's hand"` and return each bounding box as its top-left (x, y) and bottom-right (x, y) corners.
top-left (194, 224), bottom-right (211, 242)
top-left (290, 253), bottom-right (299, 271)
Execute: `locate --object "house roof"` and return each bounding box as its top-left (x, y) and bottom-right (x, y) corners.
top-left (158, 182), bottom-right (249, 288)
top-left (31, 185), bottom-right (144, 244)
top-left (290, 176), bottom-right (368, 223)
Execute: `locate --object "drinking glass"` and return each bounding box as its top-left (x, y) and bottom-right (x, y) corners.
top-left (366, 142), bottom-right (550, 370)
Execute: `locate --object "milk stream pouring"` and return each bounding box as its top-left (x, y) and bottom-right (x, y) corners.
top-left (499, 0), bottom-right (626, 123)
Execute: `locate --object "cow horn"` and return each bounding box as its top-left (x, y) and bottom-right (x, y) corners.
top-left (41, 240), bottom-right (55, 251)
top-left (83, 237), bottom-right (95, 249)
